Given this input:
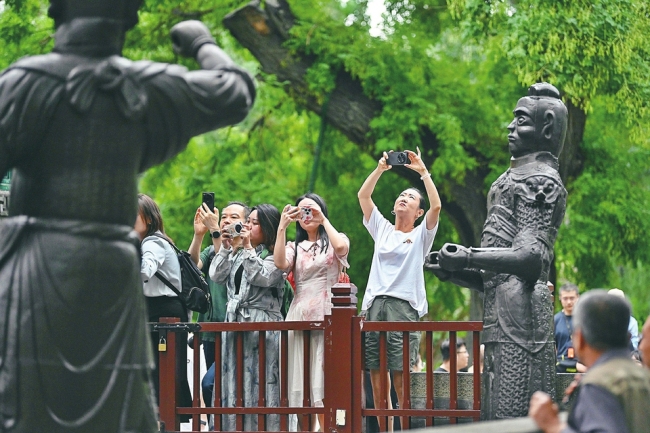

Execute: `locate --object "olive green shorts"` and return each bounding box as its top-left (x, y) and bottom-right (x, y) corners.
top-left (363, 296), bottom-right (420, 371)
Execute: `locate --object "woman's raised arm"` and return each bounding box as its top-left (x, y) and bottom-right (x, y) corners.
top-left (358, 151), bottom-right (391, 221)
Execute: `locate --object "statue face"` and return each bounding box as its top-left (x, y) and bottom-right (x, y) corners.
top-left (507, 97), bottom-right (539, 158)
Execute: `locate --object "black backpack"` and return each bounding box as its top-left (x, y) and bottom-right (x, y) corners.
top-left (151, 234), bottom-right (211, 314)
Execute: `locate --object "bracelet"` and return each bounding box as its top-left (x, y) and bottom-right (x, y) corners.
top-left (420, 172), bottom-right (431, 180)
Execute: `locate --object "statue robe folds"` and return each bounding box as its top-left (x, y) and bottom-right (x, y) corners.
top-left (480, 154), bottom-right (566, 419)
top-left (0, 18), bottom-right (255, 432)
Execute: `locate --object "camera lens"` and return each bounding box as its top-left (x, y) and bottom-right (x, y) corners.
top-left (234, 222), bottom-right (243, 233)
top-left (397, 153), bottom-right (407, 164)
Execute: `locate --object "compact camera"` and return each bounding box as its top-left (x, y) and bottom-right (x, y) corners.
top-left (386, 151), bottom-right (411, 166)
top-left (301, 207), bottom-right (313, 223)
top-left (224, 222), bottom-right (244, 237)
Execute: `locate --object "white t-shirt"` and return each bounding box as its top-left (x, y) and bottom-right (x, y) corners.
top-left (361, 206), bottom-right (438, 317)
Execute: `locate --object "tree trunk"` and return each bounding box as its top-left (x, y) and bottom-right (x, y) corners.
top-left (560, 101), bottom-right (586, 184)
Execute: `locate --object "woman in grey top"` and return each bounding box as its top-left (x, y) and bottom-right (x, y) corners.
top-left (135, 193), bottom-right (192, 414)
top-left (209, 203), bottom-right (285, 431)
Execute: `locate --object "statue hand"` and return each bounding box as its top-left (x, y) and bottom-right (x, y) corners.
top-left (438, 243), bottom-right (471, 271)
top-left (171, 20), bottom-right (217, 58)
top-left (425, 251), bottom-right (451, 281)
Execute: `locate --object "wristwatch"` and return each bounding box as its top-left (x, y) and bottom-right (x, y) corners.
top-left (210, 230), bottom-right (221, 239)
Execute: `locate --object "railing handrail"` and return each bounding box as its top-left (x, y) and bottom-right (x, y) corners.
top-left (151, 320), bottom-right (482, 332)
top-left (190, 321), bottom-right (325, 332)
top-left (360, 320), bottom-right (483, 332)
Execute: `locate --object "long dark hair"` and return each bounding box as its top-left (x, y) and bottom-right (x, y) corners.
top-left (137, 193), bottom-right (168, 240)
top-left (295, 192), bottom-right (330, 254)
top-left (251, 203), bottom-right (280, 253)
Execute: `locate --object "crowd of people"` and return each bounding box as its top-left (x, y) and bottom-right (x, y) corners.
top-left (135, 148), bottom-right (441, 430)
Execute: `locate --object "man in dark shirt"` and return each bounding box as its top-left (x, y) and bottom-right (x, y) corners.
top-left (554, 283), bottom-right (586, 372)
top-left (435, 338), bottom-right (469, 372)
top-left (530, 290), bottom-right (650, 433)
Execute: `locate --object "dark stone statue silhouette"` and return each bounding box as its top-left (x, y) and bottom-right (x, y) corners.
top-left (0, 1), bottom-right (254, 431)
top-left (428, 83), bottom-right (567, 420)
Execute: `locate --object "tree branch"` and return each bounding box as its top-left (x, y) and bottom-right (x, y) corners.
top-left (223, 0), bottom-right (487, 241)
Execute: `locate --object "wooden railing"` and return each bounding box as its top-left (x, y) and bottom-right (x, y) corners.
top-left (357, 320), bottom-right (483, 431)
top-left (155, 283), bottom-right (483, 432)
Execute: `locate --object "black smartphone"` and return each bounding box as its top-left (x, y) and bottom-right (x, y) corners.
top-left (386, 151), bottom-right (411, 166)
top-left (202, 192), bottom-right (215, 212)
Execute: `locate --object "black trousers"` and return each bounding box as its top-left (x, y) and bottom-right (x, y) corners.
top-left (146, 296), bottom-right (192, 415)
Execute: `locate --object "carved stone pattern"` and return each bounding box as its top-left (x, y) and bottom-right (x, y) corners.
top-left (495, 342), bottom-right (530, 418)
top-left (514, 200), bottom-right (554, 234)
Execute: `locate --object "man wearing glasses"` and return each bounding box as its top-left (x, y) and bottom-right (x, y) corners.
top-left (436, 338), bottom-right (470, 372)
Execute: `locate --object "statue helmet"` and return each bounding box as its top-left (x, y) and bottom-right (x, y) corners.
top-left (48, 0), bottom-right (143, 30)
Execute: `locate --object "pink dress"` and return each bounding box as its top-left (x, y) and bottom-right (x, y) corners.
top-left (285, 236), bottom-right (349, 408)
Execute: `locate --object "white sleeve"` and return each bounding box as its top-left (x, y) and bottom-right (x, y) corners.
top-left (363, 206), bottom-right (390, 241)
top-left (140, 237), bottom-right (166, 280)
top-left (419, 220), bottom-right (439, 257)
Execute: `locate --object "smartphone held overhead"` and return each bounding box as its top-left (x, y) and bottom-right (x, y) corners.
top-left (202, 192), bottom-right (215, 211)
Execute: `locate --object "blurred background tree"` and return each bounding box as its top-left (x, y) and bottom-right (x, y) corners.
top-left (1, 0), bottom-right (648, 331)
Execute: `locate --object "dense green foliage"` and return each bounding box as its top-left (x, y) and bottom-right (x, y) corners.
top-left (1, 0), bottom-right (648, 327)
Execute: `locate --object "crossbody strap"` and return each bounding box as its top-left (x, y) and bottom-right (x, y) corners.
top-left (154, 270), bottom-right (182, 297)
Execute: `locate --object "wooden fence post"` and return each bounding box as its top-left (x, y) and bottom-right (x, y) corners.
top-left (324, 282), bottom-right (358, 433)
top-left (158, 317), bottom-right (179, 432)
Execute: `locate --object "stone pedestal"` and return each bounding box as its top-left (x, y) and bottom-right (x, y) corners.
top-left (409, 372), bottom-right (580, 428)
top-left (410, 372), bottom-right (475, 428)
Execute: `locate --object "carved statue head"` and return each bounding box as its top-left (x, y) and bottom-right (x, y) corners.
top-left (48, 0), bottom-right (143, 30)
top-left (507, 83), bottom-right (568, 158)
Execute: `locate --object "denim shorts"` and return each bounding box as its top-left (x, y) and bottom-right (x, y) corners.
top-left (363, 296), bottom-right (420, 371)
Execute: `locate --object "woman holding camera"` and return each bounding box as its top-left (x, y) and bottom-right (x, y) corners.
top-left (209, 203), bottom-right (285, 431)
top-left (274, 193), bottom-right (350, 430)
top-left (358, 148), bottom-right (441, 428)
top-left (135, 193), bottom-right (192, 415)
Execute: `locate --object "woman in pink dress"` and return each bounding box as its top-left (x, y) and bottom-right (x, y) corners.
top-left (274, 193), bottom-right (350, 431)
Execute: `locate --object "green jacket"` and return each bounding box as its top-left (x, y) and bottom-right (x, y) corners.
top-left (580, 355), bottom-right (650, 433)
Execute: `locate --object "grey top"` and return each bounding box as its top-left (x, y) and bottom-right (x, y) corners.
top-left (209, 246), bottom-right (285, 321)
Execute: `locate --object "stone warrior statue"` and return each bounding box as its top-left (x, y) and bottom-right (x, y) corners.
top-left (0, 1), bottom-right (254, 431)
top-left (428, 83), bottom-right (567, 420)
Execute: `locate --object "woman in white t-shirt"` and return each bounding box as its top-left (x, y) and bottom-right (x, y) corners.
top-left (358, 148), bottom-right (441, 426)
